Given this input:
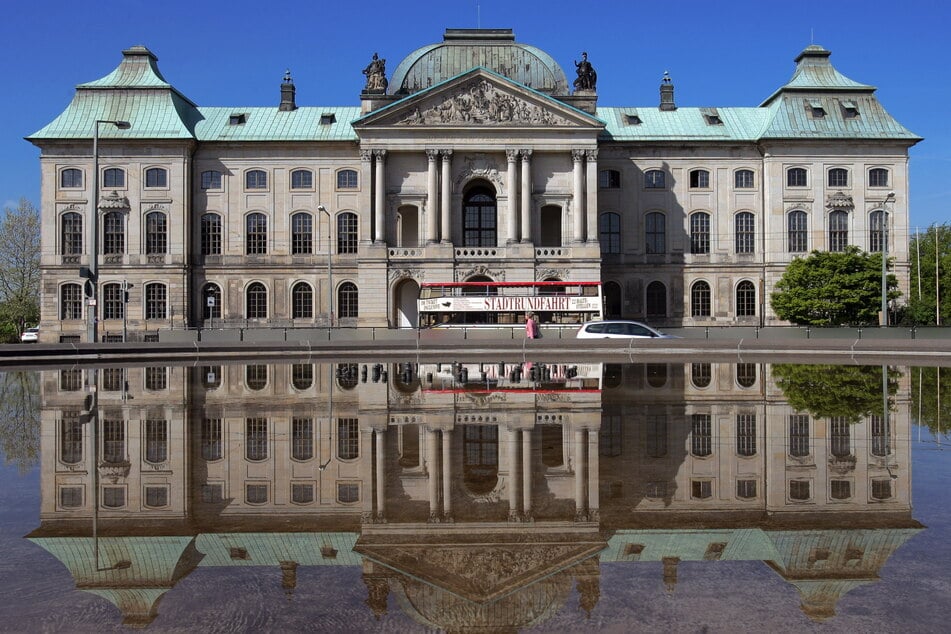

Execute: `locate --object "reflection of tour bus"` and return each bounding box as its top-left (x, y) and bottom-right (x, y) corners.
top-left (419, 362), bottom-right (603, 392)
top-left (418, 281), bottom-right (603, 329)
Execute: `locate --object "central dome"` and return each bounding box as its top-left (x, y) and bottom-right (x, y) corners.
top-left (389, 29), bottom-right (569, 97)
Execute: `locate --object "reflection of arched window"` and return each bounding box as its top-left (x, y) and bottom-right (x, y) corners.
top-left (145, 419), bottom-right (168, 464)
top-left (646, 281), bottom-right (667, 318)
top-left (60, 416), bottom-right (82, 464)
top-left (202, 283), bottom-right (221, 319)
top-left (736, 363), bottom-right (756, 388)
top-left (599, 213), bottom-right (620, 254)
top-left (337, 418), bottom-right (359, 460)
top-left (462, 185), bottom-right (497, 247)
top-left (871, 415), bottom-right (890, 457)
top-left (830, 417), bottom-right (851, 458)
top-left (399, 424), bottom-right (420, 468)
top-left (463, 425), bottom-right (498, 494)
top-left (336, 363), bottom-right (359, 389)
top-left (603, 364), bottom-right (622, 389)
top-left (736, 414), bottom-right (756, 456)
top-left (292, 364), bottom-right (313, 390)
top-left (646, 364), bottom-right (667, 388)
top-left (246, 364), bottom-right (267, 390)
top-left (246, 418), bottom-right (268, 461)
top-left (541, 426), bottom-right (563, 468)
top-left (691, 363), bottom-right (711, 388)
top-left (789, 415), bottom-right (810, 457)
top-left (691, 414), bottom-right (712, 457)
top-left (691, 281), bottom-right (711, 317)
top-left (292, 417), bottom-right (313, 460)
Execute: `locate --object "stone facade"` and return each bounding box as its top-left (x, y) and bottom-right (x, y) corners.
top-left (28, 31), bottom-right (920, 342)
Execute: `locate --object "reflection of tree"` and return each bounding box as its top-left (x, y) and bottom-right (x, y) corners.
top-left (773, 364), bottom-right (897, 423)
top-left (0, 371), bottom-right (40, 472)
top-left (911, 367), bottom-right (951, 434)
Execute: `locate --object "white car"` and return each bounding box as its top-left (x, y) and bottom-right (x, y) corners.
top-left (20, 327), bottom-right (39, 343)
top-left (575, 320), bottom-right (673, 339)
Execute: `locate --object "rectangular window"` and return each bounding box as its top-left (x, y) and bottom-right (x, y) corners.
top-left (691, 414), bottom-right (712, 457)
top-left (201, 418), bottom-right (223, 461)
top-left (145, 284), bottom-right (167, 320)
top-left (736, 414), bottom-right (756, 456)
top-left (61, 284), bottom-right (83, 320)
top-left (102, 418), bottom-right (125, 464)
top-left (292, 483), bottom-right (314, 504)
top-left (201, 214), bottom-right (222, 255)
top-left (691, 480), bottom-right (712, 499)
top-left (789, 415), bottom-right (810, 457)
top-left (145, 419), bottom-right (168, 464)
top-left (145, 486), bottom-right (168, 508)
top-left (246, 418), bottom-right (268, 461)
top-left (292, 417), bottom-right (314, 461)
top-left (830, 417), bottom-right (851, 457)
top-left (736, 480), bottom-right (757, 499)
top-left (145, 366), bottom-right (167, 390)
top-left (646, 415), bottom-right (667, 458)
top-left (337, 418), bottom-right (359, 460)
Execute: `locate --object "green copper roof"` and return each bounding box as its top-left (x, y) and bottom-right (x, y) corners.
top-left (78, 46), bottom-right (177, 90)
top-left (195, 107), bottom-right (360, 141)
top-left (195, 532), bottom-right (362, 566)
top-left (598, 107), bottom-right (769, 142)
top-left (761, 45), bottom-right (873, 105)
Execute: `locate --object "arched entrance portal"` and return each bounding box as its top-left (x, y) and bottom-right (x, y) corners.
top-left (394, 278), bottom-right (420, 328)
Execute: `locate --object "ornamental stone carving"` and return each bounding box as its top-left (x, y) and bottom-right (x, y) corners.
top-left (538, 268), bottom-right (569, 280)
top-left (458, 265), bottom-right (505, 281)
top-left (388, 268), bottom-right (423, 284)
top-left (826, 191), bottom-right (854, 210)
top-left (455, 155), bottom-right (504, 193)
top-left (397, 79), bottom-right (570, 126)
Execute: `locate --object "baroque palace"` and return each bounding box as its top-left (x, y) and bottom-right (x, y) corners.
top-left (28, 29), bottom-right (920, 341)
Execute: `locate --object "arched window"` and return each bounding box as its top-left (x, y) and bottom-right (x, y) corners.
top-left (61, 283), bottom-right (83, 320)
top-left (61, 212), bottom-right (82, 255)
top-left (246, 418), bottom-right (268, 461)
top-left (292, 364), bottom-right (314, 390)
top-left (735, 212), bottom-right (755, 254)
top-left (145, 211), bottom-right (167, 254)
top-left (201, 170), bottom-right (222, 190)
top-left (736, 280), bottom-right (756, 317)
top-left (736, 363), bottom-right (757, 388)
top-left (598, 169), bottom-right (620, 188)
top-left (291, 212), bottom-right (313, 254)
top-left (103, 211), bottom-right (125, 254)
top-left (60, 168), bottom-right (82, 188)
top-left (145, 167), bottom-right (168, 188)
top-left (645, 169), bottom-right (666, 189)
top-left (689, 169), bottom-right (710, 189)
top-left (60, 417), bottom-right (83, 464)
top-left (246, 213), bottom-right (267, 255)
top-left (102, 282), bottom-right (124, 320)
top-left (463, 185), bottom-right (497, 247)
top-left (868, 168), bottom-right (889, 188)
top-left (691, 281), bottom-right (711, 317)
top-left (787, 167), bottom-right (807, 187)
top-left (463, 425), bottom-right (498, 494)
top-left (691, 363), bottom-right (712, 388)
top-left (336, 169), bottom-right (358, 189)
top-left (690, 212), bottom-right (710, 254)
top-left (691, 414), bottom-right (712, 456)
top-left (202, 283), bottom-right (221, 319)
top-left (245, 169), bottom-right (267, 190)
top-left (736, 414), bottom-right (756, 456)
top-left (734, 169), bottom-right (754, 189)
top-left (869, 210), bottom-right (885, 252)
top-left (646, 364), bottom-right (668, 388)
top-left (646, 281), bottom-right (667, 318)
top-left (337, 212), bottom-right (358, 254)
top-left (292, 417), bottom-right (314, 460)
top-left (145, 420), bottom-right (168, 464)
top-left (103, 168), bottom-right (125, 188)
top-left (290, 169), bottom-right (313, 189)
top-left (337, 418), bottom-right (360, 460)
top-left (830, 418), bottom-right (851, 458)
top-left (338, 281), bottom-right (358, 318)
top-left (246, 282), bottom-right (267, 319)
top-left (292, 282), bottom-right (313, 319)
top-left (599, 213), bottom-right (620, 254)
top-left (246, 365), bottom-right (267, 390)
top-left (828, 168), bottom-right (849, 188)
top-left (144, 283), bottom-right (167, 320)
top-left (789, 415), bottom-right (810, 457)
top-left (645, 212), bottom-right (665, 254)
top-left (787, 210), bottom-right (807, 253)
top-left (829, 210), bottom-right (848, 252)
top-left (201, 213), bottom-right (222, 255)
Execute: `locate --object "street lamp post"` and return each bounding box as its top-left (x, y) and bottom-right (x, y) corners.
top-left (880, 192), bottom-right (895, 327)
top-left (88, 119), bottom-right (131, 343)
top-left (317, 205), bottom-right (333, 327)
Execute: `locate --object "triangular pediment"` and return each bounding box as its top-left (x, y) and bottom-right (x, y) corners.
top-left (354, 531), bottom-right (605, 603)
top-left (355, 68), bottom-right (603, 130)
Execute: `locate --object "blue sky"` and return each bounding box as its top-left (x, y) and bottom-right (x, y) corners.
top-left (2, 0), bottom-right (948, 227)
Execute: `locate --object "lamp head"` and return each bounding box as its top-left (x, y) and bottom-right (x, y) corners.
top-left (317, 204), bottom-right (327, 212)
top-left (115, 121), bottom-right (131, 130)
top-left (886, 191), bottom-right (895, 201)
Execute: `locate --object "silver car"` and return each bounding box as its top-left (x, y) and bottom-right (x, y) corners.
top-left (575, 320), bottom-right (673, 339)
top-left (20, 327), bottom-right (39, 343)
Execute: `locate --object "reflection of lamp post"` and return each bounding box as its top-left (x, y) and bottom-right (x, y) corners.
top-left (319, 372), bottom-right (334, 471)
top-left (317, 205), bottom-right (333, 327)
top-left (880, 191), bottom-right (895, 327)
top-left (88, 120), bottom-right (131, 343)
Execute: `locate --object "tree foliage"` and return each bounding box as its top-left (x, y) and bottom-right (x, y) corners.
top-left (770, 247), bottom-right (899, 325)
top-left (0, 371), bottom-right (40, 472)
top-left (0, 198), bottom-right (41, 337)
top-left (905, 223), bottom-right (951, 325)
top-left (772, 363), bottom-right (898, 423)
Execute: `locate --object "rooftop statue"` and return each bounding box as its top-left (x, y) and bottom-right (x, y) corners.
top-left (573, 51), bottom-right (597, 91)
top-left (363, 52), bottom-right (388, 93)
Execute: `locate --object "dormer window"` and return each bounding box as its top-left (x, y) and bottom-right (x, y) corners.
top-left (320, 113), bottom-right (336, 125)
top-left (841, 100), bottom-right (859, 119)
top-left (623, 110), bottom-right (642, 125)
top-left (701, 108), bottom-right (722, 125)
top-left (229, 113), bottom-right (247, 126)
top-left (808, 100), bottom-right (825, 118)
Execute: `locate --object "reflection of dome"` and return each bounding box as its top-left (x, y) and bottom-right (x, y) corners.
top-left (389, 29), bottom-right (569, 97)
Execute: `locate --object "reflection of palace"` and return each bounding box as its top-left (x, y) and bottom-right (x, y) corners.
top-left (31, 362), bottom-right (920, 628)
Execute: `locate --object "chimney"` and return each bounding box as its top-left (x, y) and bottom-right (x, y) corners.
top-left (659, 71), bottom-right (676, 111)
top-left (279, 69), bottom-right (297, 111)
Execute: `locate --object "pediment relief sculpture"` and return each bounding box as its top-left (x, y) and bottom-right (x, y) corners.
top-left (397, 79), bottom-right (571, 126)
top-left (826, 191), bottom-right (854, 209)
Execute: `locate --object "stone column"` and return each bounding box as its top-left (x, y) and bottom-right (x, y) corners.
top-left (360, 428), bottom-right (374, 522)
top-left (426, 428), bottom-right (440, 521)
top-left (360, 150), bottom-right (373, 246)
top-left (587, 428), bottom-right (599, 521)
top-left (375, 429), bottom-right (386, 521)
top-left (574, 429), bottom-right (586, 520)
top-left (440, 150), bottom-right (453, 243)
top-left (572, 150), bottom-right (586, 243)
top-left (442, 429), bottom-right (452, 520)
top-left (507, 150), bottom-right (519, 243)
top-left (522, 429), bottom-right (533, 520)
top-left (373, 150), bottom-right (387, 243)
top-left (426, 149), bottom-right (439, 243)
top-left (508, 427), bottom-right (520, 520)
top-left (585, 149), bottom-right (598, 243)
top-left (520, 150), bottom-right (532, 243)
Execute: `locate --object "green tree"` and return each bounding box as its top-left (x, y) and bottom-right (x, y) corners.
top-left (0, 198), bottom-right (41, 338)
top-left (905, 223), bottom-right (951, 325)
top-left (773, 363), bottom-right (897, 423)
top-left (770, 247), bottom-right (899, 325)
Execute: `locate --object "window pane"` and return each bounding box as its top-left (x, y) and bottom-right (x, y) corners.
top-left (735, 170), bottom-right (754, 189)
top-left (145, 168), bottom-right (167, 188)
top-left (690, 213), bottom-right (710, 254)
top-left (246, 170), bottom-right (267, 189)
top-left (337, 169), bottom-right (358, 189)
top-left (691, 282), bottom-right (710, 317)
top-left (788, 211), bottom-right (807, 253)
top-left (291, 213), bottom-right (313, 255)
top-left (735, 212), bottom-right (754, 254)
top-left (291, 169), bottom-right (313, 189)
top-left (201, 213), bottom-right (222, 255)
top-left (103, 168), bottom-right (125, 188)
top-left (146, 212), bottom-right (167, 254)
top-left (201, 170), bottom-right (222, 189)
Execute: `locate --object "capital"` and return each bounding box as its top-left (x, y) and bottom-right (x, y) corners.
top-left (360, 149), bottom-right (373, 162)
top-left (585, 149), bottom-right (598, 161)
top-left (373, 149), bottom-right (388, 160)
top-left (506, 149), bottom-right (519, 162)
top-left (571, 149), bottom-right (586, 162)
top-left (426, 149), bottom-right (440, 161)
top-left (440, 149), bottom-right (453, 159)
